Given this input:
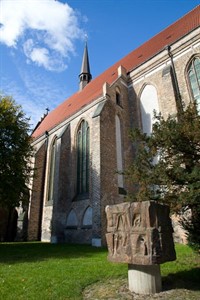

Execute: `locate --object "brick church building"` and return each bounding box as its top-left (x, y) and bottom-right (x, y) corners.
top-left (26, 6), bottom-right (200, 246)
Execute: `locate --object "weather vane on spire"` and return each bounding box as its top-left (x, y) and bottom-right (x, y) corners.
top-left (84, 33), bottom-right (88, 43)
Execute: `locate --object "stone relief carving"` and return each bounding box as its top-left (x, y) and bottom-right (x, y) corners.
top-left (105, 201), bottom-right (176, 265)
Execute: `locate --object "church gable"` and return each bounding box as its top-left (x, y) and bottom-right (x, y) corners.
top-left (27, 6), bottom-right (200, 246)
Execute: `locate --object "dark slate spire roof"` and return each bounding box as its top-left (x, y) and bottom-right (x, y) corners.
top-left (79, 42), bottom-right (92, 91)
top-left (80, 42), bottom-right (91, 74)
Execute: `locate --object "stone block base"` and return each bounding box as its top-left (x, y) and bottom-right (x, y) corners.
top-left (128, 264), bottom-right (162, 294)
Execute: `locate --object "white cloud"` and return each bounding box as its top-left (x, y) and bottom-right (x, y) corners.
top-left (23, 39), bottom-right (50, 70)
top-left (28, 47), bottom-right (50, 68)
top-left (0, 0), bottom-right (85, 71)
top-left (23, 38), bottom-right (67, 71)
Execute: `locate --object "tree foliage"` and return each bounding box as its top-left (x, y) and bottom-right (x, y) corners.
top-left (127, 103), bottom-right (200, 248)
top-left (0, 95), bottom-right (34, 209)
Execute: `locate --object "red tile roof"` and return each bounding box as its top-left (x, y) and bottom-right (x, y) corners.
top-left (32, 5), bottom-right (200, 139)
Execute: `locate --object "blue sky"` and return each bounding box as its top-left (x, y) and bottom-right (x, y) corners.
top-left (0, 0), bottom-right (199, 128)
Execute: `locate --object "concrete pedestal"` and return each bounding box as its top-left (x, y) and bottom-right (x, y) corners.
top-left (128, 264), bottom-right (162, 294)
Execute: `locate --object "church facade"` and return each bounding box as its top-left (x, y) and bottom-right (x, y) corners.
top-left (27, 6), bottom-right (200, 246)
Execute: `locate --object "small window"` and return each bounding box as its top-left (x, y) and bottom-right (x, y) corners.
top-left (187, 57), bottom-right (200, 107)
top-left (82, 207), bottom-right (92, 227)
top-left (116, 91), bottom-right (121, 106)
top-left (116, 87), bottom-right (122, 106)
top-left (66, 209), bottom-right (78, 229)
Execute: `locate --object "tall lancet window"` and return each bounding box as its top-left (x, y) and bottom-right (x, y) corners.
top-left (140, 85), bottom-right (159, 165)
top-left (115, 115), bottom-right (124, 192)
top-left (77, 120), bottom-right (90, 196)
top-left (187, 57), bottom-right (200, 109)
top-left (48, 138), bottom-right (57, 202)
top-left (140, 84), bottom-right (159, 135)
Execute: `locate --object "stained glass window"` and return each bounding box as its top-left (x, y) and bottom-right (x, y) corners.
top-left (77, 120), bottom-right (90, 196)
top-left (188, 57), bottom-right (200, 108)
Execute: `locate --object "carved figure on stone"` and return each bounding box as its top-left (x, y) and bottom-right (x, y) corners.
top-left (136, 235), bottom-right (148, 256)
top-left (105, 203), bottom-right (130, 232)
top-left (132, 213), bottom-right (141, 227)
top-left (105, 201), bottom-right (176, 265)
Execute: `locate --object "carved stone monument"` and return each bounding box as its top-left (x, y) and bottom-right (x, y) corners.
top-left (105, 201), bottom-right (176, 294)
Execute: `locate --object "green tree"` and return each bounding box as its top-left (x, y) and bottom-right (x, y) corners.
top-left (127, 103), bottom-right (200, 249)
top-left (0, 95), bottom-right (33, 216)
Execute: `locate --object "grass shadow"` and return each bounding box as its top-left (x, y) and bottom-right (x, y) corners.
top-left (0, 242), bottom-right (108, 264)
top-left (162, 267), bottom-right (200, 291)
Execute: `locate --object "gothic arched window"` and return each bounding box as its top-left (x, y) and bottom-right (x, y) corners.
top-left (77, 120), bottom-right (90, 196)
top-left (48, 138), bottom-right (57, 202)
top-left (187, 57), bottom-right (200, 107)
top-left (140, 84), bottom-right (159, 135)
top-left (66, 209), bottom-right (78, 228)
top-left (82, 206), bottom-right (92, 227)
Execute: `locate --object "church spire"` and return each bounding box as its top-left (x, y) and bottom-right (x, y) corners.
top-left (79, 42), bottom-right (92, 91)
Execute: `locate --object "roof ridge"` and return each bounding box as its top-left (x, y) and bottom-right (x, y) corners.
top-left (32, 5), bottom-right (200, 139)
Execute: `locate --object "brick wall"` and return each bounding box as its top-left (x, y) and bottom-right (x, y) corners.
top-left (99, 75), bottom-right (135, 245)
top-left (28, 142), bottom-right (46, 240)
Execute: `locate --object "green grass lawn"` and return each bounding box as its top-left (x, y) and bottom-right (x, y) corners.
top-left (0, 243), bottom-right (199, 300)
